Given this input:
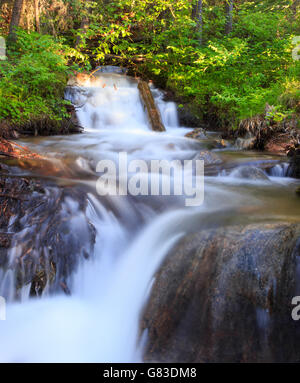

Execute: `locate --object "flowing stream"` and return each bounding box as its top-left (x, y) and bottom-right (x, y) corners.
top-left (0, 72), bottom-right (299, 362)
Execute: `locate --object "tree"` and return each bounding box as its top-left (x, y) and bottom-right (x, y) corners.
top-left (75, 1), bottom-right (92, 48)
top-left (192, 0), bottom-right (203, 45)
top-left (34, 0), bottom-right (40, 33)
top-left (225, 0), bottom-right (233, 35)
top-left (291, 0), bottom-right (299, 17)
top-left (8, 0), bottom-right (24, 40)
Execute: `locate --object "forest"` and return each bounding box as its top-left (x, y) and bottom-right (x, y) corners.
top-left (0, 0), bottom-right (299, 133)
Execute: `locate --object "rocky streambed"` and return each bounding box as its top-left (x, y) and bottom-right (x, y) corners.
top-left (0, 71), bottom-right (299, 362)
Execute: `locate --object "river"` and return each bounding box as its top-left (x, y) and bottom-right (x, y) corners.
top-left (0, 71), bottom-right (299, 362)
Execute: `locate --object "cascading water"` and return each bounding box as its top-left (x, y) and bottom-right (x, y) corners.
top-left (0, 71), bottom-right (300, 363)
top-left (268, 162), bottom-right (290, 177)
top-left (0, 72), bottom-right (204, 362)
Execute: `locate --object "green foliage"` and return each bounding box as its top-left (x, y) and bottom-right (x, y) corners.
top-left (70, 0), bottom-right (300, 128)
top-left (0, 0), bottom-right (299, 129)
top-left (0, 30), bottom-right (72, 123)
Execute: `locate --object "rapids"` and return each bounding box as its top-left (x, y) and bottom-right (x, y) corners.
top-left (0, 71), bottom-right (299, 362)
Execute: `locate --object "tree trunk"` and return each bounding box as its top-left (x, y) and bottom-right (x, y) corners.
top-left (225, 0), bottom-right (234, 35)
top-left (34, 0), bottom-right (40, 33)
top-left (138, 81), bottom-right (165, 132)
top-left (192, 0), bottom-right (203, 46)
top-left (291, 0), bottom-right (299, 17)
top-left (75, 3), bottom-right (92, 48)
top-left (75, 16), bottom-right (89, 48)
top-left (8, 0), bottom-right (24, 40)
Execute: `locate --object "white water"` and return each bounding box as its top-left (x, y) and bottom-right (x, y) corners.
top-left (1, 73), bottom-right (299, 363)
top-left (0, 73), bottom-right (207, 362)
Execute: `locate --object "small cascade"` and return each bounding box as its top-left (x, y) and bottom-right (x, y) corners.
top-left (150, 87), bottom-right (179, 128)
top-left (268, 163), bottom-right (289, 177)
top-left (65, 73), bottom-right (148, 132)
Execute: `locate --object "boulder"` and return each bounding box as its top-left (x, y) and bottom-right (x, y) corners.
top-left (287, 148), bottom-right (300, 179)
top-left (0, 170), bottom-right (95, 300)
top-left (212, 139), bottom-right (230, 149)
top-left (229, 166), bottom-right (270, 181)
top-left (194, 150), bottom-right (223, 166)
top-left (235, 135), bottom-right (256, 150)
top-left (234, 114), bottom-right (299, 153)
top-left (185, 128), bottom-right (207, 140)
top-left (142, 222), bottom-right (300, 362)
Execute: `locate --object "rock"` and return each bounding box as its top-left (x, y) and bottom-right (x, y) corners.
top-left (264, 134), bottom-right (292, 154)
top-left (287, 148), bottom-right (300, 179)
top-left (67, 73), bottom-right (90, 87)
top-left (235, 135), bottom-right (256, 150)
top-left (296, 187), bottom-right (300, 196)
top-left (0, 171), bottom-right (95, 300)
top-left (234, 115), bottom-right (299, 153)
top-left (142, 222), bottom-right (300, 362)
top-left (229, 166), bottom-right (270, 180)
top-left (185, 128), bottom-right (207, 140)
top-left (212, 139), bottom-right (229, 149)
top-left (67, 76), bottom-right (79, 87)
top-left (194, 150), bottom-right (223, 166)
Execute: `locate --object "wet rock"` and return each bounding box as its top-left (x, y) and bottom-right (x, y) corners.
top-left (194, 150), bottom-right (223, 166)
top-left (235, 135), bottom-right (256, 150)
top-left (0, 170), bottom-right (95, 300)
top-left (287, 148), bottom-right (300, 179)
top-left (229, 166), bottom-right (270, 180)
top-left (185, 128), bottom-right (207, 140)
top-left (0, 122), bottom-right (19, 139)
top-left (234, 113), bottom-right (299, 154)
top-left (142, 222), bottom-right (300, 362)
top-left (264, 134), bottom-right (293, 154)
top-left (67, 76), bottom-right (80, 87)
top-left (212, 139), bottom-right (229, 149)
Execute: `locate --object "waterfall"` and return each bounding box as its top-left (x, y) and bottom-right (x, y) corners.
top-left (1, 71), bottom-right (299, 363)
top-left (268, 163), bottom-right (289, 177)
top-left (0, 72), bottom-right (201, 362)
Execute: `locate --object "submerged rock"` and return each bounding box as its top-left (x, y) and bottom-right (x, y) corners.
top-left (194, 150), bottom-right (223, 166)
top-left (229, 166), bottom-right (270, 180)
top-left (142, 222), bottom-right (300, 362)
